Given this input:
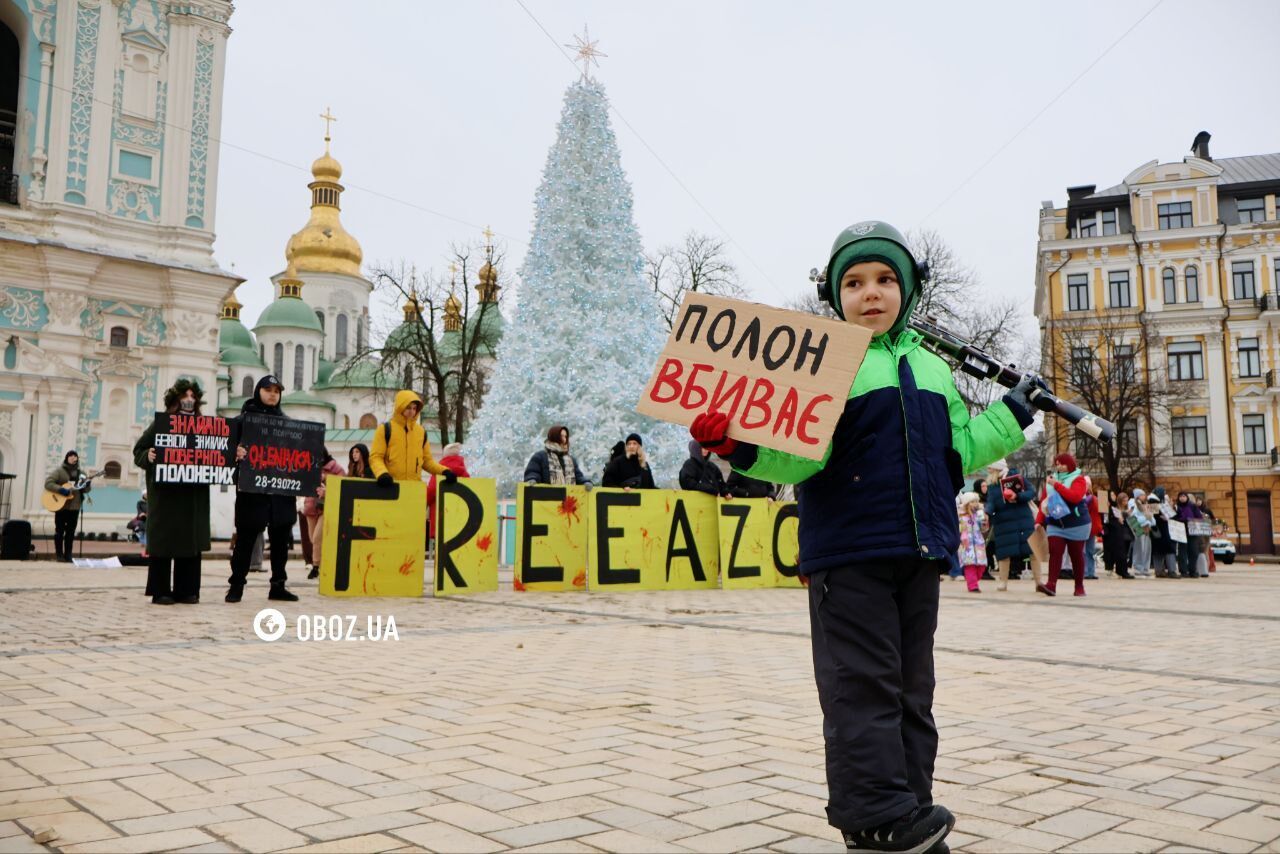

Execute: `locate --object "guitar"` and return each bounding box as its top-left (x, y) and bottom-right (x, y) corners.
top-left (42, 470), bottom-right (105, 513)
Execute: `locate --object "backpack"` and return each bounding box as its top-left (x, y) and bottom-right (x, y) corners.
top-left (1045, 488), bottom-right (1072, 521)
top-left (384, 422), bottom-right (430, 449)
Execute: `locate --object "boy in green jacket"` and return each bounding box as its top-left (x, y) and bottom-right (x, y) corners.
top-left (692, 222), bottom-right (1036, 852)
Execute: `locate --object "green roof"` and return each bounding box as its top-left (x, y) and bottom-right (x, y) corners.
top-left (282, 390), bottom-right (335, 410)
top-left (219, 316), bottom-right (256, 351)
top-left (326, 428), bottom-right (376, 442)
top-left (316, 358), bottom-right (335, 385)
top-left (385, 319), bottom-right (428, 351)
top-left (254, 297), bottom-right (323, 333)
top-left (316, 358), bottom-right (393, 390)
top-left (219, 344), bottom-right (267, 368)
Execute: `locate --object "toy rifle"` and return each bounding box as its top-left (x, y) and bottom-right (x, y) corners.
top-left (908, 315), bottom-right (1116, 443)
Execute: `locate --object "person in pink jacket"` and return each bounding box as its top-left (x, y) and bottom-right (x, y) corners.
top-left (303, 449), bottom-right (345, 580)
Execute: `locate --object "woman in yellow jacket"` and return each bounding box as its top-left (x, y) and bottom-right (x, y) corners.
top-left (371, 390), bottom-right (456, 487)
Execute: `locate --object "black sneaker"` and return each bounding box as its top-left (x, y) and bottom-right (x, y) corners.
top-left (843, 805), bottom-right (954, 853)
top-left (225, 586), bottom-right (243, 603)
top-left (151, 594), bottom-right (175, 605)
top-left (307, 568), bottom-right (319, 580)
top-left (268, 585), bottom-right (299, 602)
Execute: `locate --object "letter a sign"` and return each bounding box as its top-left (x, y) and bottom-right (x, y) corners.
top-left (637, 293), bottom-right (869, 459)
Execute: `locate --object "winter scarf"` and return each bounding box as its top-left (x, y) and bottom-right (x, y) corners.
top-left (1055, 467), bottom-right (1083, 488)
top-left (544, 441), bottom-right (573, 485)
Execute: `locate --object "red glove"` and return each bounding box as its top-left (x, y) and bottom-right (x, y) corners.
top-left (1003, 488), bottom-right (1016, 503)
top-left (690, 411), bottom-right (737, 456)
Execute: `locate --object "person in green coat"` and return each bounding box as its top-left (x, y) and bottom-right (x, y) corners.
top-left (133, 379), bottom-right (212, 605)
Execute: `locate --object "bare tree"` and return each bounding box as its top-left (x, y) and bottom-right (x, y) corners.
top-left (1045, 312), bottom-right (1189, 492)
top-left (1006, 429), bottom-right (1049, 488)
top-left (354, 243), bottom-right (507, 445)
top-left (907, 228), bottom-right (979, 326)
top-left (646, 231), bottom-right (747, 328)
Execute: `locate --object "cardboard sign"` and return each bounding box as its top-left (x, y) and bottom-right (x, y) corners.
top-left (515, 484), bottom-right (590, 591)
top-left (1187, 519), bottom-right (1212, 537)
top-left (435, 478), bottom-right (499, 596)
top-left (637, 293), bottom-right (869, 460)
top-left (236, 411), bottom-right (326, 496)
top-left (149, 412), bottom-right (234, 485)
top-left (320, 476), bottom-right (426, 597)
top-left (1167, 519), bottom-right (1187, 544)
top-left (1126, 512), bottom-right (1147, 537)
top-left (588, 488), bottom-right (721, 591)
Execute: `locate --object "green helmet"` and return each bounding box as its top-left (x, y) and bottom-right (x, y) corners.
top-left (818, 220), bottom-right (929, 332)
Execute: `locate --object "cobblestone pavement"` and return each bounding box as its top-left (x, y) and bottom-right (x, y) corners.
top-left (2, 559), bottom-right (1279, 853)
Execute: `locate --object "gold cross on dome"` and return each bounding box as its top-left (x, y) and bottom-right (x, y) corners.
top-left (564, 25), bottom-right (606, 80)
top-left (482, 225), bottom-right (494, 246)
top-left (449, 262), bottom-right (459, 282)
top-left (320, 107), bottom-right (338, 145)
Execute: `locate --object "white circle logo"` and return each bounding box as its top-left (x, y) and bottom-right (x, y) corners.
top-left (253, 608), bottom-right (287, 642)
top-left (850, 222), bottom-right (876, 235)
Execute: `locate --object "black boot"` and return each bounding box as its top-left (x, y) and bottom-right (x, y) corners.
top-left (151, 594), bottom-right (175, 605)
top-left (268, 584), bottom-right (299, 602)
top-left (307, 567), bottom-right (319, 580)
top-left (843, 805), bottom-right (954, 853)
top-left (225, 586), bottom-right (243, 603)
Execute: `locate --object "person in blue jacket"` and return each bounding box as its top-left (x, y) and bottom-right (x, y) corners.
top-left (986, 467), bottom-right (1045, 593)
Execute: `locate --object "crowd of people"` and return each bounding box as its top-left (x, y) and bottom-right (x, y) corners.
top-left (953, 452), bottom-right (1219, 596)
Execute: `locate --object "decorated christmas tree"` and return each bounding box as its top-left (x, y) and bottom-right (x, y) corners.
top-left (468, 67), bottom-right (684, 495)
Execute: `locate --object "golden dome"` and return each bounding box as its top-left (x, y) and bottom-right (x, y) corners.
top-left (221, 293), bottom-right (243, 319)
top-left (284, 140), bottom-right (363, 278)
top-left (478, 262), bottom-right (496, 285)
top-left (444, 292), bottom-right (463, 332)
top-left (403, 296), bottom-right (422, 321)
top-left (311, 151), bottom-right (342, 183)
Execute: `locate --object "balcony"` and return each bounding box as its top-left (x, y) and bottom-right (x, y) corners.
top-left (1260, 292), bottom-right (1280, 316)
top-left (1170, 456), bottom-right (1213, 471)
top-left (1268, 370), bottom-right (1280, 397)
top-left (1239, 454), bottom-right (1272, 471)
top-left (1273, 447), bottom-right (1280, 470)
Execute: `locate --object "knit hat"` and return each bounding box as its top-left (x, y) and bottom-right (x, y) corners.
top-left (442, 442), bottom-right (463, 457)
top-left (1054, 452), bottom-right (1077, 470)
top-left (1146, 495), bottom-right (1160, 504)
top-left (959, 491), bottom-right (981, 506)
top-left (626, 433), bottom-right (643, 445)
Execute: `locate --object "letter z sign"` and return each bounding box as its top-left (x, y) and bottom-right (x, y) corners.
top-left (637, 293), bottom-right (869, 460)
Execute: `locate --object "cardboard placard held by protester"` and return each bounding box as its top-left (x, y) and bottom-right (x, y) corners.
top-left (1167, 519), bottom-right (1188, 544)
top-left (236, 411), bottom-right (326, 497)
top-left (637, 294), bottom-right (871, 460)
top-left (150, 412), bottom-right (235, 485)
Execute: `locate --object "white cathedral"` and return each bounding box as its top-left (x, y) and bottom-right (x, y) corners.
top-left (0, 0), bottom-right (501, 537)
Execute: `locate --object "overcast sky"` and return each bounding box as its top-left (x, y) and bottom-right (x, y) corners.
top-left (213, 0), bottom-right (1279, 338)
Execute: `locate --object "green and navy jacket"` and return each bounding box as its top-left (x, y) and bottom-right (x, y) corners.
top-left (727, 329), bottom-right (1032, 573)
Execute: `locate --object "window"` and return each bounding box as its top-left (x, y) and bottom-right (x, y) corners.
top-left (241, 376), bottom-right (253, 398)
top-left (1239, 337), bottom-right (1261, 378)
top-left (1168, 342), bottom-right (1204, 381)
top-left (1243, 414), bottom-right (1267, 454)
top-left (1076, 435), bottom-right (1102, 459)
top-left (117, 150), bottom-right (153, 182)
top-left (1113, 344), bottom-right (1136, 382)
top-left (293, 344), bottom-right (304, 391)
top-left (1119, 421), bottom-right (1140, 457)
top-left (109, 326), bottom-right (128, 348)
top-left (1071, 346), bottom-right (1093, 384)
top-left (335, 313), bottom-right (349, 358)
top-left (273, 343), bottom-right (284, 378)
top-left (315, 311), bottom-right (325, 358)
top-left (103, 461), bottom-right (122, 479)
top-left (1101, 209), bottom-right (1117, 236)
top-left (1108, 271), bottom-right (1132, 308)
top-left (1163, 268), bottom-right (1177, 304)
top-left (1067, 273), bottom-right (1090, 311)
top-left (1238, 197), bottom-right (1265, 224)
top-left (402, 364), bottom-right (413, 389)
top-left (1185, 266), bottom-right (1199, 302)
top-left (1158, 201), bottom-right (1193, 230)
top-left (1078, 216), bottom-right (1096, 238)
top-left (1232, 261), bottom-right (1256, 300)
top-left (1171, 416), bottom-right (1209, 456)
top-left (357, 318), bottom-right (366, 352)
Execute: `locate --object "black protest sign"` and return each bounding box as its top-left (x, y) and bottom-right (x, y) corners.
top-left (150, 412), bottom-right (235, 485)
top-left (236, 411), bottom-right (326, 496)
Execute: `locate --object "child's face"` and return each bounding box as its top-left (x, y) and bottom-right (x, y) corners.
top-left (839, 261), bottom-right (902, 335)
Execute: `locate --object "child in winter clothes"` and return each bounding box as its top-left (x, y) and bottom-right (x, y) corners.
top-left (957, 493), bottom-right (988, 592)
top-left (690, 221), bottom-right (1035, 852)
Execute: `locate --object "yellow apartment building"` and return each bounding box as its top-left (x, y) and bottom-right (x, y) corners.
top-left (1034, 133), bottom-right (1280, 552)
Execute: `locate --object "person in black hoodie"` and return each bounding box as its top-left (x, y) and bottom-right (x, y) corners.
top-left (226, 375), bottom-right (299, 603)
top-left (726, 471), bottom-right (777, 500)
top-left (679, 439), bottom-right (728, 497)
top-left (602, 433), bottom-right (657, 489)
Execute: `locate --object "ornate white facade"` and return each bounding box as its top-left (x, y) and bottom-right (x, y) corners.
top-left (0, 0), bottom-right (238, 532)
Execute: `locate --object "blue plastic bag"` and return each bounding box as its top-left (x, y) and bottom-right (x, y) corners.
top-left (1045, 488), bottom-right (1072, 520)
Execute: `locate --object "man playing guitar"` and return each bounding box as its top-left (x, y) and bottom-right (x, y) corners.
top-left (44, 450), bottom-right (95, 563)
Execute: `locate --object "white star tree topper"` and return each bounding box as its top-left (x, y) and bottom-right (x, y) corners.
top-left (564, 25), bottom-right (607, 80)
